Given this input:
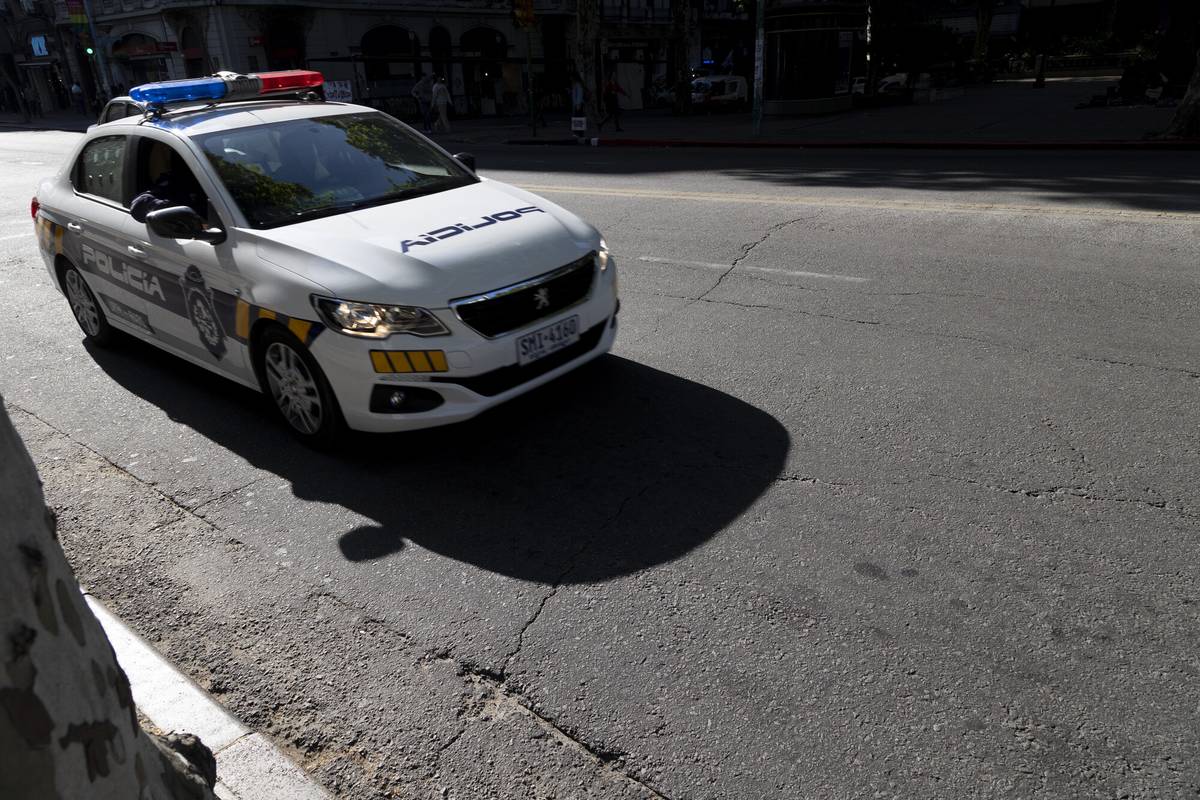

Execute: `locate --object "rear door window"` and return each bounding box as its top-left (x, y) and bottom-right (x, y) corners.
top-left (73, 136), bottom-right (127, 205)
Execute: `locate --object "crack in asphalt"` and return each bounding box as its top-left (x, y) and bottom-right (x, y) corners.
top-left (5, 401), bottom-right (233, 528)
top-left (188, 477), bottom-right (267, 516)
top-left (776, 473), bottom-right (859, 489)
top-left (692, 213), bottom-right (820, 306)
top-left (501, 479), bottom-right (660, 677)
top-left (426, 659), bottom-right (673, 800)
top-left (645, 213), bottom-right (822, 340)
top-left (928, 472), bottom-right (1198, 519)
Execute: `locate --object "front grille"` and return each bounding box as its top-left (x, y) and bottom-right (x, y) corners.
top-left (451, 253), bottom-right (596, 338)
top-left (432, 318), bottom-right (608, 397)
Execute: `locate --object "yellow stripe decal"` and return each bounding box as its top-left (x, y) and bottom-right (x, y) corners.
top-left (288, 318), bottom-right (312, 342)
top-left (407, 351), bottom-right (432, 372)
top-left (387, 352), bottom-right (412, 373)
top-left (258, 308), bottom-right (276, 320)
top-left (370, 351), bottom-right (392, 373)
top-left (235, 300), bottom-right (251, 339)
top-left (426, 350), bottom-right (448, 372)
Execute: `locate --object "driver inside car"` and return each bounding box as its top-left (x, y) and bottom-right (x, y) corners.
top-left (130, 141), bottom-right (207, 223)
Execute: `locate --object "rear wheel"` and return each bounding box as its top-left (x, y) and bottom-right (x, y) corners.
top-left (255, 326), bottom-right (344, 448)
top-left (62, 264), bottom-right (114, 346)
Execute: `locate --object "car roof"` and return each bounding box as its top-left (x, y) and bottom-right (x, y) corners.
top-left (90, 100), bottom-right (371, 137)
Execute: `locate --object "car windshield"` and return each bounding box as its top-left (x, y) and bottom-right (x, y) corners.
top-left (192, 111), bottom-right (476, 229)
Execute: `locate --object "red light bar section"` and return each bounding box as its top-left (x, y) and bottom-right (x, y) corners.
top-left (257, 70), bottom-right (324, 94)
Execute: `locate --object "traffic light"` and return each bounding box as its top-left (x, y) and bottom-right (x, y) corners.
top-left (85, 46), bottom-right (94, 55)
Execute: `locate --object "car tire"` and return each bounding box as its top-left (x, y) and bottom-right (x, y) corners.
top-left (254, 325), bottom-right (345, 449)
top-left (61, 263), bottom-right (115, 347)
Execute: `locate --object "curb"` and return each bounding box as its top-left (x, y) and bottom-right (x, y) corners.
top-left (505, 136), bottom-right (1200, 150)
top-left (84, 594), bottom-right (333, 800)
top-left (0, 121), bottom-right (89, 133)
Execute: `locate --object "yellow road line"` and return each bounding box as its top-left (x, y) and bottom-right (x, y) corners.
top-left (520, 184), bottom-right (1200, 223)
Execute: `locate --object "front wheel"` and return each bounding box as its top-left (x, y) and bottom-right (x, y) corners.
top-left (62, 264), bottom-right (114, 346)
top-left (255, 327), bottom-right (345, 448)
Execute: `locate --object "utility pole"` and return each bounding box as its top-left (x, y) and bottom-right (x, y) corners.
top-left (526, 28), bottom-right (535, 136)
top-left (80, 0), bottom-right (112, 97)
top-left (515, 0), bottom-right (536, 136)
top-left (752, 0), bottom-right (764, 135)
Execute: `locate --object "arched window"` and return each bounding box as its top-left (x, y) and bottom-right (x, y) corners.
top-left (263, 18), bottom-right (306, 70)
top-left (429, 26), bottom-right (451, 80)
top-left (180, 26), bottom-right (205, 78)
top-left (361, 26), bottom-right (420, 82)
top-left (111, 33), bottom-right (168, 86)
top-left (111, 33), bottom-right (158, 60)
top-left (460, 28), bottom-right (507, 114)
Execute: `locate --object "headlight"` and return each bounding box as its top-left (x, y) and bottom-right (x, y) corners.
top-left (597, 238), bottom-right (610, 273)
top-left (312, 297), bottom-right (450, 338)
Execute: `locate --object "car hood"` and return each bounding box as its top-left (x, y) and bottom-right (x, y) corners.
top-left (250, 179), bottom-right (599, 308)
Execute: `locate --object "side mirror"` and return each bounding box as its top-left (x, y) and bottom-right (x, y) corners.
top-left (146, 206), bottom-right (226, 245)
top-left (453, 152), bottom-right (476, 172)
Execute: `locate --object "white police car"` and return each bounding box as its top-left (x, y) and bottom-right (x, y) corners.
top-left (33, 70), bottom-right (618, 445)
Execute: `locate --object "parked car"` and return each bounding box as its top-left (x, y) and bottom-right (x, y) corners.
top-left (690, 76), bottom-right (748, 111)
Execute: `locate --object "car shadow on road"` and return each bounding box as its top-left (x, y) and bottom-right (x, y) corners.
top-left (474, 146), bottom-right (1200, 215)
top-left (86, 337), bottom-right (788, 584)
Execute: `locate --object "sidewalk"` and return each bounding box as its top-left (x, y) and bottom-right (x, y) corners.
top-left (436, 77), bottom-right (1190, 150)
top-left (0, 108), bottom-right (92, 132)
top-left (3, 77), bottom-right (1189, 149)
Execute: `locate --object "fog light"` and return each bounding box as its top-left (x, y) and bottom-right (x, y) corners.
top-left (369, 384), bottom-right (445, 414)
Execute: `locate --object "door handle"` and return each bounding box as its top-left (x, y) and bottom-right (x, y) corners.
top-left (127, 246), bottom-right (147, 258)
top-left (66, 222), bottom-right (83, 232)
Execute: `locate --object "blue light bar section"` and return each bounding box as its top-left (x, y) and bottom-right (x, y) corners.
top-left (129, 77), bottom-right (228, 105)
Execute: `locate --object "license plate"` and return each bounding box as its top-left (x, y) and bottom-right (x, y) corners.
top-left (517, 315), bottom-right (580, 366)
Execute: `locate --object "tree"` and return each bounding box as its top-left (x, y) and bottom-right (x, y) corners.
top-left (670, 0), bottom-right (692, 114)
top-left (1165, 50), bottom-right (1200, 138)
top-left (974, 1), bottom-right (995, 63)
top-left (0, 403), bottom-right (217, 799)
top-left (0, 0), bottom-right (31, 121)
top-left (573, 0), bottom-right (600, 121)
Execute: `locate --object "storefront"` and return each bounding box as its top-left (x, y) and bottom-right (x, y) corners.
top-left (109, 33), bottom-right (173, 93)
top-left (764, 0), bottom-right (865, 114)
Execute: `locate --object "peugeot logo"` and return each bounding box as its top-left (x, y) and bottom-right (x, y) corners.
top-left (533, 287), bottom-right (551, 310)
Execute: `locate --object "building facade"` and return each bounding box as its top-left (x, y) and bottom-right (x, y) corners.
top-left (763, 0), bottom-right (866, 114)
top-left (2, 0), bottom-right (746, 120)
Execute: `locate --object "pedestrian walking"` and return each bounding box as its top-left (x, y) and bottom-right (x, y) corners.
top-left (596, 74), bottom-right (627, 132)
top-left (411, 73), bottom-right (434, 133)
top-left (570, 74), bottom-right (586, 115)
top-left (431, 76), bottom-right (451, 133)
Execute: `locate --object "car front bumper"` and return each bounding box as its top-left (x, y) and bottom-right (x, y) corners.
top-left (310, 270), bottom-right (618, 433)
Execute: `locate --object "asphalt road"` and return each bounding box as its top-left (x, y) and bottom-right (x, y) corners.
top-left (3, 131), bottom-right (1200, 799)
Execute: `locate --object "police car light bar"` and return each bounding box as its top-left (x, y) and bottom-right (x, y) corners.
top-left (129, 70), bottom-right (324, 107)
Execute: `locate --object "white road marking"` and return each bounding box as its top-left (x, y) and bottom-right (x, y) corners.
top-left (637, 255), bottom-right (869, 283)
top-left (0, 232), bottom-right (33, 241)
